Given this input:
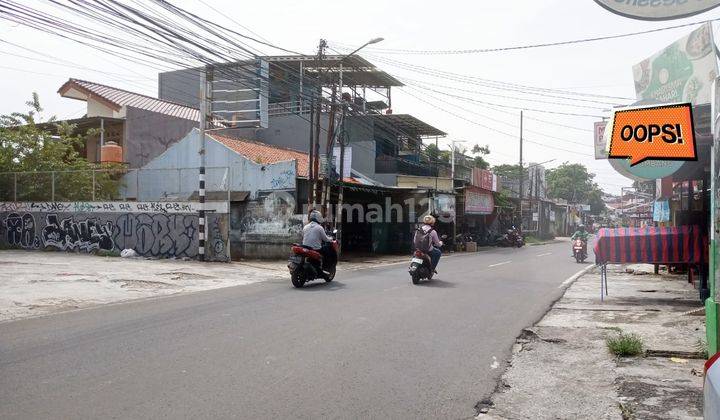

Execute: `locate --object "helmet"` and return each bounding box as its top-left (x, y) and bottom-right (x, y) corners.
top-left (423, 215), bottom-right (436, 225)
top-left (579, 224), bottom-right (586, 231)
top-left (309, 210), bottom-right (323, 223)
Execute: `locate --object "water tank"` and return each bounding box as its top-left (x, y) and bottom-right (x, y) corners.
top-left (100, 141), bottom-right (123, 164)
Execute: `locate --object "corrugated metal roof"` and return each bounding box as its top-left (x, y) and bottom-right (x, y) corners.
top-left (210, 134), bottom-right (309, 178)
top-left (59, 78), bottom-right (200, 121)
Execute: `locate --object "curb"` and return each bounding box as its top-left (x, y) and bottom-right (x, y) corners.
top-left (558, 263), bottom-right (596, 289)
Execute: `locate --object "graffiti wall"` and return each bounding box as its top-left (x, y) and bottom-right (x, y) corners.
top-left (0, 202), bottom-right (229, 262)
top-left (230, 192), bottom-right (303, 259)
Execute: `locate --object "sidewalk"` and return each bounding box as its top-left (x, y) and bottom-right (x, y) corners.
top-left (479, 264), bottom-right (706, 419)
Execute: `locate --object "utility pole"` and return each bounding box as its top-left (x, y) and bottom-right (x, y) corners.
top-left (307, 98), bottom-right (315, 209)
top-left (518, 110), bottom-right (523, 231)
top-left (312, 39), bottom-right (326, 207)
top-left (198, 65), bottom-right (208, 261)
top-left (334, 103), bottom-right (348, 254)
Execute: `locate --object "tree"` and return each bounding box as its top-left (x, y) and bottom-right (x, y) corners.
top-left (545, 162), bottom-right (606, 214)
top-left (492, 163), bottom-right (526, 180)
top-left (470, 143), bottom-right (490, 169)
top-left (425, 143), bottom-right (440, 162)
top-left (0, 93), bottom-right (121, 201)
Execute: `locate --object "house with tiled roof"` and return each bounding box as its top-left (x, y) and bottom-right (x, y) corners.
top-left (131, 128), bottom-right (308, 259)
top-left (54, 78), bottom-right (198, 168)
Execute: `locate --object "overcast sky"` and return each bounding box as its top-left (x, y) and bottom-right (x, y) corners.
top-left (1, 0), bottom-right (719, 193)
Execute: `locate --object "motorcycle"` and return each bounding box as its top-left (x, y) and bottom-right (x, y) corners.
top-left (572, 238), bottom-right (587, 263)
top-left (497, 226), bottom-right (524, 248)
top-left (408, 249), bottom-right (434, 285)
top-left (408, 235), bottom-right (446, 285)
top-left (287, 230), bottom-right (338, 288)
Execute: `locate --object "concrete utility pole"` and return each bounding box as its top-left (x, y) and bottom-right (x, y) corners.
top-left (312, 39), bottom-right (326, 207)
top-left (198, 65), bottom-right (208, 261)
top-left (334, 103), bottom-right (348, 253)
top-left (518, 110), bottom-right (523, 231)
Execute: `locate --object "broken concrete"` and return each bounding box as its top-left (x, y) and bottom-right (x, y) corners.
top-left (480, 264), bottom-right (705, 419)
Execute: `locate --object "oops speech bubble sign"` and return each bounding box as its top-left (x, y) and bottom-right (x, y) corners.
top-left (608, 103), bottom-right (696, 166)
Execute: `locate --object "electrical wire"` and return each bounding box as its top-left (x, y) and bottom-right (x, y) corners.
top-left (330, 18), bottom-right (720, 55)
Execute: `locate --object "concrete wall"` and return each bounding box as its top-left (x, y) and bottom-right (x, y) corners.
top-left (123, 106), bottom-right (198, 169)
top-left (130, 129), bottom-right (297, 201)
top-left (0, 201), bottom-right (229, 262)
top-left (230, 195), bottom-right (303, 259)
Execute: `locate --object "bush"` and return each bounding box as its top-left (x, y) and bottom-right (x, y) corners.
top-left (606, 332), bottom-right (644, 357)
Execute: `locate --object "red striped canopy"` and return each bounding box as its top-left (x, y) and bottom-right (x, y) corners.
top-left (593, 225), bottom-right (707, 264)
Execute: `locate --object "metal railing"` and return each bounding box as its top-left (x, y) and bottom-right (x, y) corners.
top-left (0, 167), bottom-right (232, 202)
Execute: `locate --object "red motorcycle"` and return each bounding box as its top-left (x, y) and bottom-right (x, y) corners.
top-left (287, 230), bottom-right (338, 288)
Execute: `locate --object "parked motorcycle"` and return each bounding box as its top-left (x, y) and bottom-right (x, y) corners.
top-left (287, 230), bottom-right (338, 288)
top-left (572, 238), bottom-right (587, 263)
top-left (496, 226), bottom-right (524, 248)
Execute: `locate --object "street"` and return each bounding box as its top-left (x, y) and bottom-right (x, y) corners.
top-left (0, 241), bottom-right (590, 419)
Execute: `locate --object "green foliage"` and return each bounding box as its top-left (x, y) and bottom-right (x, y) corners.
top-left (492, 163), bottom-right (526, 180)
top-left (546, 162), bottom-right (606, 214)
top-left (470, 143), bottom-right (490, 169)
top-left (493, 189), bottom-right (514, 209)
top-left (0, 93), bottom-right (122, 201)
top-left (606, 331), bottom-right (644, 357)
top-left (425, 143), bottom-right (440, 162)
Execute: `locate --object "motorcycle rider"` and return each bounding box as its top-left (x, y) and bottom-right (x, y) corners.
top-left (419, 215), bottom-right (443, 273)
top-left (571, 224), bottom-right (589, 242)
top-left (571, 224), bottom-right (589, 256)
top-left (302, 210), bottom-right (333, 279)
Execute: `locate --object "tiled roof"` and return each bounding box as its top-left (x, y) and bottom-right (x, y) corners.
top-left (59, 78), bottom-right (200, 121)
top-left (210, 134), bottom-right (309, 177)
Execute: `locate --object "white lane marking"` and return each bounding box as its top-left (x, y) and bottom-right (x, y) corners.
top-left (559, 264), bottom-right (595, 288)
top-left (536, 252), bottom-right (552, 257)
top-left (488, 261), bottom-right (511, 268)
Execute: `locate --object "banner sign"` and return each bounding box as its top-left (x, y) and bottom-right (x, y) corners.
top-left (653, 200), bottom-right (671, 222)
top-left (607, 103), bottom-right (697, 166)
top-left (595, 0), bottom-right (720, 21)
top-left (595, 121), bottom-right (608, 159)
top-left (471, 168), bottom-right (497, 192)
top-left (633, 23), bottom-right (717, 106)
top-left (465, 187), bottom-right (494, 215)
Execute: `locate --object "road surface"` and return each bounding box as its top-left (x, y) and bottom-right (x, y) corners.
top-left (0, 241), bottom-right (592, 419)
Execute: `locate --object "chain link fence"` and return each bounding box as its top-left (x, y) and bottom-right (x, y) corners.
top-left (0, 167), bottom-right (231, 202)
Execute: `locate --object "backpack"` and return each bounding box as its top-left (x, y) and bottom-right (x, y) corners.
top-left (413, 227), bottom-right (432, 252)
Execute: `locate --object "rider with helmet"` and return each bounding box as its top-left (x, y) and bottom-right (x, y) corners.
top-left (571, 224), bottom-right (589, 242)
top-left (302, 210), bottom-right (334, 279)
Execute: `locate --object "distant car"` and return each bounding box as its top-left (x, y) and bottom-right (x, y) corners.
top-left (705, 352), bottom-right (720, 419)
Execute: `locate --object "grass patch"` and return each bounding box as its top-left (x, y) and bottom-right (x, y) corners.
top-left (524, 235), bottom-right (542, 244)
top-left (606, 331), bottom-right (644, 357)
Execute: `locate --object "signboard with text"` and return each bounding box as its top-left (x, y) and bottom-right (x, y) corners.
top-left (607, 103), bottom-right (697, 166)
top-left (471, 168), bottom-right (498, 192)
top-left (594, 0), bottom-right (720, 21)
top-left (633, 23), bottom-right (717, 106)
top-left (465, 187), bottom-right (494, 215)
top-left (594, 121), bottom-right (608, 159)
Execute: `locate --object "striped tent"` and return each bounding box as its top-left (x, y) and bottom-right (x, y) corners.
top-left (593, 225), bottom-right (707, 265)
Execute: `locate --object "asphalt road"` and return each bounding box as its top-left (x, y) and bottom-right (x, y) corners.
top-left (0, 241), bottom-right (592, 419)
